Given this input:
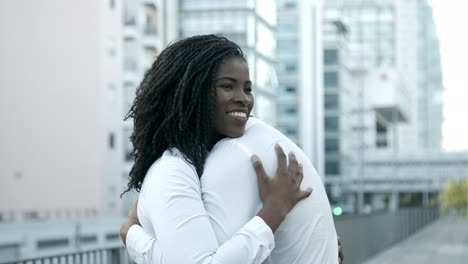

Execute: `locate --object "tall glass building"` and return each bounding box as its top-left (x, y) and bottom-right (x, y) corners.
top-left (322, 18), bottom-right (355, 201)
top-left (276, 0), bottom-right (300, 143)
top-left (178, 0), bottom-right (278, 126)
top-left (417, 0), bottom-right (444, 149)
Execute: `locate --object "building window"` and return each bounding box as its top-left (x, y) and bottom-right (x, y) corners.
top-left (106, 233), bottom-right (120, 241)
top-left (324, 71), bottom-right (339, 87)
top-left (324, 49), bottom-right (339, 65)
top-left (325, 138), bottom-right (340, 152)
top-left (376, 120), bottom-right (388, 147)
top-left (124, 128), bottom-right (133, 162)
top-left (324, 94), bottom-right (339, 109)
top-left (285, 106), bottom-right (297, 114)
top-left (325, 161), bottom-right (340, 175)
top-left (376, 139), bottom-right (388, 148)
top-left (107, 38), bottom-right (117, 57)
top-left (278, 104), bottom-right (297, 115)
top-left (24, 211), bottom-right (39, 220)
top-left (284, 1), bottom-right (297, 9)
top-left (325, 116), bottom-right (339, 131)
top-left (109, 133), bottom-right (115, 149)
top-left (285, 128), bottom-right (298, 137)
top-left (80, 235), bottom-right (97, 244)
top-left (376, 120), bottom-right (387, 133)
top-left (285, 64), bottom-right (297, 72)
top-left (107, 83), bottom-right (116, 101)
top-left (285, 85), bottom-right (296, 93)
top-left (37, 238), bottom-right (69, 249)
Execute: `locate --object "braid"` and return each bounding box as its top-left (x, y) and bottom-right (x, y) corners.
top-left (122, 35), bottom-right (245, 194)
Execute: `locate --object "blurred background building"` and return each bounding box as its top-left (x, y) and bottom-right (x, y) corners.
top-left (0, 0), bottom-right (125, 223)
top-left (321, 0), bottom-right (453, 214)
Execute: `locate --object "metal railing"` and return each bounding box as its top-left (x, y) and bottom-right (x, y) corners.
top-left (0, 246), bottom-right (133, 264)
top-left (335, 207), bottom-right (439, 264)
top-left (2, 208), bottom-right (438, 264)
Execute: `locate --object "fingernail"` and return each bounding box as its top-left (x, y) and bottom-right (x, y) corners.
top-left (250, 155), bottom-right (258, 162)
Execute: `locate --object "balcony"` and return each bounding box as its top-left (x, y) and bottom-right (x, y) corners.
top-left (142, 25), bottom-right (159, 48)
top-left (123, 14), bottom-right (138, 39)
top-left (363, 67), bottom-right (410, 123)
top-left (142, 0), bottom-right (158, 7)
top-left (123, 13), bottom-right (137, 26)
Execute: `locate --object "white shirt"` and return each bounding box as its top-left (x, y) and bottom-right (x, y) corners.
top-left (127, 118), bottom-right (338, 264)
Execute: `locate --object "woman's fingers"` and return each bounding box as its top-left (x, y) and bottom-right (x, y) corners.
top-left (338, 235), bottom-right (344, 263)
top-left (288, 152), bottom-right (298, 183)
top-left (296, 162), bottom-right (304, 186)
top-left (298, 188), bottom-right (313, 201)
top-left (251, 155), bottom-right (267, 183)
top-left (274, 144), bottom-right (287, 174)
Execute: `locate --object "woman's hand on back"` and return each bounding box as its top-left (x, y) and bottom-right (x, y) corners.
top-left (252, 144), bottom-right (313, 232)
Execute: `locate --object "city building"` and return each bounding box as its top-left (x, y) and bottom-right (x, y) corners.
top-left (276, 0), bottom-right (301, 143)
top-left (177, 0), bottom-right (278, 127)
top-left (417, 0), bottom-right (444, 150)
top-left (121, 0), bottom-right (169, 214)
top-left (323, 0), bottom-right (445, 212)
top-left (321, 17), bottom-right (356, 203)
top-left (0, 0), bottom-right (125, 222)
top-left (276, 0), bottom-right (325, 176)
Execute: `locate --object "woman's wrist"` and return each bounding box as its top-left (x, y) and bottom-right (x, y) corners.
top-left (256, 204), bottom-right (287, 233)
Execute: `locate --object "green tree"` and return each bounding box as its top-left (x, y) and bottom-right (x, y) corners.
top-left (439, 178), bottom-right (468, 217)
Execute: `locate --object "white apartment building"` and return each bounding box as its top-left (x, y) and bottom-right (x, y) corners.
top-left (324, 0), bottom-right (444, 212)
top-left (121, 0), bottom-right (169, 214)
top-left (0, 0), bottom-right (125, 222)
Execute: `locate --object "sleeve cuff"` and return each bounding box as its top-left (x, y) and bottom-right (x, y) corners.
top-left (242, 216), bottom-right (275, 253)
top-left (126, 225), bottom-right (156, 264)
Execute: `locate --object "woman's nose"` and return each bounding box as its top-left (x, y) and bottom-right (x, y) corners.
top-left (233, 89), bottom-right (251, 105)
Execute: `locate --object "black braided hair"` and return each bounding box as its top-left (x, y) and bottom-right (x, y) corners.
top-left (123, 34), bottom-right (245, 194)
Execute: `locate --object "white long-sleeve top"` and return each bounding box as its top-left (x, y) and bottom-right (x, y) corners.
top-left (134, 146), bottom-right (275, 264)
top-left (127, 118), bottom-right (338, 264)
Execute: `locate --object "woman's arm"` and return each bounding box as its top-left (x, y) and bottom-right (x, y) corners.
top-left (127, 145), bottom-right (311, 264)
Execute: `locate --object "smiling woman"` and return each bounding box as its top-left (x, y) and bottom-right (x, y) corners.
top-left (211, 56), bottom-right (254, 145)
top-left (120, 34), bottom-right (313, 263)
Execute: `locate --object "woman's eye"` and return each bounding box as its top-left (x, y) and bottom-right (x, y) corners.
top-left (219, 84), bottom-right (233, 90)
top-left (244, 87), bottom-right (252, 94)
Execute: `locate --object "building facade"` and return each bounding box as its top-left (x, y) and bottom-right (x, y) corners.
top-left (323, 0), bottom-right (444, 212)
top-left (0, 0), bottom-right (125, 222)
top-left (276, 0), bottom-right (300, 143)
top-left (416, 0), bottom-right (444, 150)
top-left (121, 0), bottom-right (168, 214)
top-left (275, 0), bottom-right (325, 176)
top-left (178, 0), bottom-right (278, 126)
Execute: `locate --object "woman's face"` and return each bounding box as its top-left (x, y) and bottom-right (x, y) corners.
top-left (211, 56), bottom-right (254, 141)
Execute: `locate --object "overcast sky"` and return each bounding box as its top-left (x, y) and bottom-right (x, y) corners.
top-left (429, 0), bottom-right (468, 151)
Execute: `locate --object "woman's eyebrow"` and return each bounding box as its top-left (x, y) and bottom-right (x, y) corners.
top-left (214, 77), bottom-right (252, 85)
top-left (214, 77), bottom-right (237, 82)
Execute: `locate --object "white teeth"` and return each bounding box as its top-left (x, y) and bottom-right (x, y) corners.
top-left (228, 112), bottom-right (247, 118)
